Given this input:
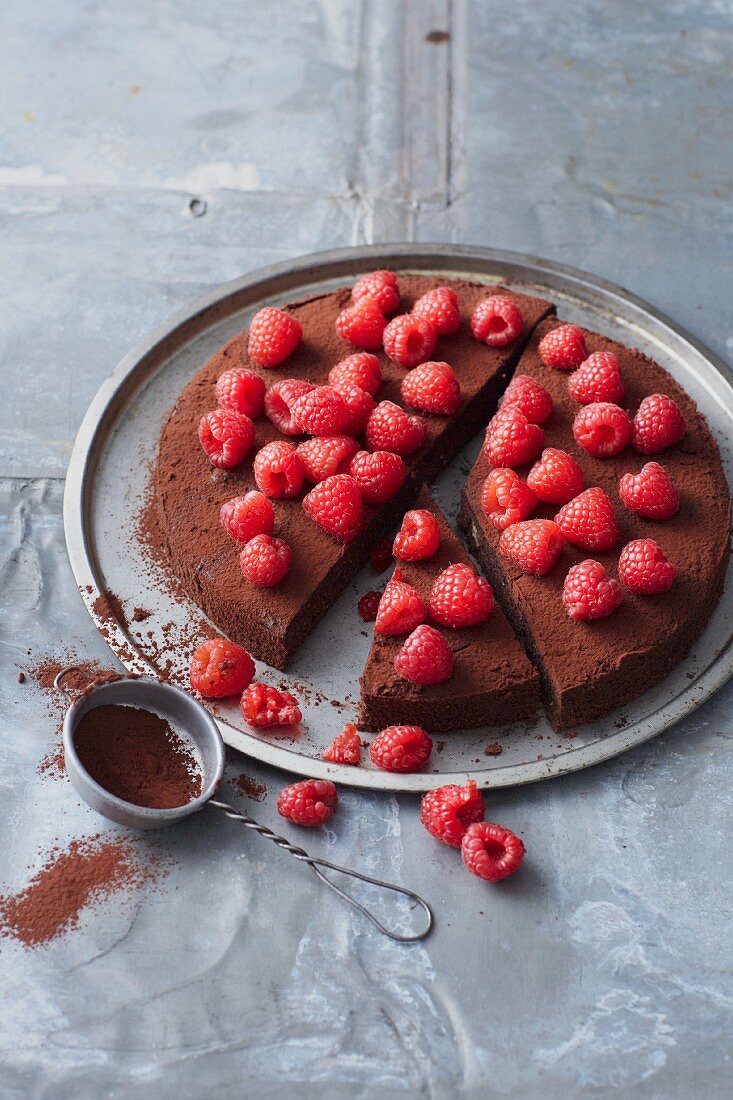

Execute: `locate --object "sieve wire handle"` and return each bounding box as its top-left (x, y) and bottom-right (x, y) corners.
top-left (54, 665), bottom-right (98, 699)
top-left (208, 797), bottom-right (433, 943)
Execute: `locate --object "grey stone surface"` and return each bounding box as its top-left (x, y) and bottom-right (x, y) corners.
top-left (0, 1), bottom-right (731, 1097)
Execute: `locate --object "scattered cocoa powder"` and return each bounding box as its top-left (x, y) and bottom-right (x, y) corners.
top-left (92, 589), bottom-right (127, 628)
top-left (132, 607), bottom-right (151, 622)
top-left (233, 773), bottom-right (266, 801)
top-left (484, 742), bottom-right (503, 756)
top-left (17, 671), bottom-right (25, 684)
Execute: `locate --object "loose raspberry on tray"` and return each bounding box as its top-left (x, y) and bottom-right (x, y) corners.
top-left (375, 574), bottom-right (427, 636)
top-left (420, 780), bottom-right (485, 848)
top-left (332, 382), bottom-right (376, 435)
top-left (240, 534), bottom-right (291, 587)
top-left (618, 538), bottom-right (676, 595)
top-left (358, 590), bottom-right (382, 622)
top-left (296, 435), bottom-right (360, 483)
top-left (481, 468), bottom-right (537, 530)
top-left (619, 461), bottom-right (679, 520)
top-left (198, 408), bottom-right (255, 468)
top-left (220, 491), bottom-right (275, 544)
top-left (370, 725), bottom-right (433, 773)
top-left (500, 374), bottom-right (553, 424)
top-left (471, 295), bottom-right (524, 348)
top-left (241, 683), bottom-right (302, 728)
top-left (555, 487), bottom-right (619, 552)
top-left (393, 509), bottom-right (441, 561)
top-left (538, 324), bottom-right (587, 370)
top-left (215, 368), bottom-right (266, 419)
top-left (573, 402), bottom-right (631, 458)
top-left (349, 449), bottom-right (406, 505)
top-left (461, 822), bottom-right (525, 881)
top-left (352, 269), bottom-right (400, 314)
top-left (394, 624), bottom-right (453, 685)
top-left (526, 447), bottom-right (584, 505)
top-left (265, 378), bottom-right (314, 435)
top-left (382, 314), bottom-right (437, 368)
top-left (253, 440), bottom-right (305, 499)
top-left (336, 298), bottom-right (387, 349)
top-left (277, 779), bottom-right (337, 827)
top-left (247, 306), bottom-right (302, 368)
top-left (631, 393), bottom-right (686, 454)
top-left (291, 385), bottom-right (351, 436)
top-left (302, 473), bottom-right (365, 543)
top-left (483, 405), bottom-right (545, 468)
top-left (328, 352), bottom-right (382, 396)
top-left (562, 559), bottom-right (622, 621)
top-left (568, 351), bottom-right (625, 404)
top-left (323, 723), bottom-right (362, 765)
top-left (401, 360), bottom-right (462, 416)
top-left (365, 401), bottom-right (427, 456)
top-left (412, 286), bottom-right (461, 335)
top-left (498, 519), bottom-right (565, 575)
top-left (428, 563), bottom-right (494, 628)
top-left (189, 637), bottom-right (255, 699)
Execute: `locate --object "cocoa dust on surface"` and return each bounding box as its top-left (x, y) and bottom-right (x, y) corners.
top-left (233, 773), bottom-right (266, 801)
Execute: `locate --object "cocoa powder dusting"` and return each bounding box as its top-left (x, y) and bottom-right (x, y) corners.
top-left (233, 773), bottom-right (266, 801)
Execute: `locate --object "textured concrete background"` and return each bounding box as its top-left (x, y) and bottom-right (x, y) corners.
top-left (1, 1), bottom-right (732, 1097)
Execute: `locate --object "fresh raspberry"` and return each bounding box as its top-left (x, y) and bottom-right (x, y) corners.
top-left (189, 637), bottom-right (255, 699)
top-left (198, 408), bottom-right (254, 468)
top-left (336, 298), bottom-right (387, 350)
top-left (619, 461), bottom-right (679, 521)
top-left (277, 778), bottom-right (337, 827)
top-left (538, 324), bottom-right (587, 370)
top-left (382, 314), bottom-right (437, 368)
top-left (500, 374), bottom-right (553, 424)
top-left (241, 683), bottom-right (302, 729)
top-left (291, 385), bottom-right (350, 436)
top-left (471, 296), bottom-right (524, 347)
top-left (264, 378), bottom-right (314, 435)
top-left (483, 405), bottom-right (544, 467)
top-left (349, 449), bottom-right (406, 505)
top-left (370, 726), bottom-right (433, 773)
top-left (429, 563), bottom-right (494, 628)
top-left (332, 382), bottom-right (376, 435)
top-left (296, 435), bottom-right (360, 483)
top-left (370, 537), bottom-right (393, 573)
top-left (365, 401), bottom-right (427, 456)
top-left (375, 573), bottom-right (427, 636)
top-left (358, 590), bottom-right (382, 622)
top-left (568, 352), bottom-right (624, 404)
top-left (562, 559), bottom-right (622, 620)
top-left (393, 509), bottom-right (441, 561)
top-left (573, 402), bottom-right (631, 458)
top-left (412, 286), bottom-right (461, 335)
top-left (394, 624), bottom-right (453, 685)
top-left (401, 360), bottom-right (461, 416)
top-left (247, 307), bottom-right (302, 368)
top-left (480, 468), bottom-right (537, 530)
top-left (631, 394), bottom-right (686, 454)
top-left (461, 822), bottom-right (525, 881)
top-left (215, 368), bottom-right (266, 418)
top-left (618, 538), bottom-right (676, 595)
top-left (420, 780), bottom-right (485, 848)
top-left (351, 269), bottom-right (400, 314)
top-left (323, 723), bottom-right (362, 765)
top-left (220, 490), bottom-right (275, 544)
top-left (253, 440), bottom-right (304, 499)
top-left (240, 534), bottom-right (291, 587)
top-left (302, 473), bottom-right (364, 543)
top-left (328, 352), bottom-right (382, 396)
top-left (555, 487), bottom-right (619, 552)
top-left (499, 519), bottom-right (565, 575)
top-left (526, 447), bottom-right (584, 505)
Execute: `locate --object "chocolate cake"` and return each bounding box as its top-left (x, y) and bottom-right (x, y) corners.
top-left (358, 487), bottom-right (540, 732)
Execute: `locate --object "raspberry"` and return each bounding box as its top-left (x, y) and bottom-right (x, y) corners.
top-left (277, 779), bottom-right (337, 826)
top-left (198, 408), bottom-right (254, 468)
top-left (370, 725), bottom-right (433, 773)
top-left (292, 385), bottom-right (350, 436)
top-left (461, 822), bottom-right (525, 881)
top-left (499, 519), bottom-right (565, 575)
top-left (401, 360), bottom-right (461, 416)
top-left (323, 723), bottom-right (362, 765)
top-left (526, 447), bottom-right (584, 505)
top-left (302, 473), bottom-right (364, 543)
top-left (483, 405), bottom-right (544, 468)
top-left (538, 324), bottom-right (587, 370)
top-left (296, 435), bottom-right (360, 484)
top-left (358, 590), bottom-right (382, 622)
top-left (393, 509), bottom-right (441, 561)
top-left (253, 440), bottom-right (304, 499)
top-left (247, 307), bottom-right (302, 368)
top-left (240, 533), bottom-right (291, 587)
top-left (349, 449), bottom-right (406, 505)
top-left (220, 491), bottom-right (275, 544)
top-left (332, 382), bottom-right (376, 435)
top-left (375, 572), bottom-right (427, 636)
top-left (568, 351), bottom-right (624, 404)
top-left (241, 683), bottom-right (302, 728)
top-left (555, 487), bottom-right (619, 552)
top-left (500, 374), bottom-right (553, 424)
top-left (480, 468), bottom-right (537, 530)
top-left (420, 780), bottom-right (485, 848)
top-left (336, 298), bottom-right (387, 349)
top-left (394, 624), bottom-right (453, 685)
top-left (562, 559), bottom-right (622, 621)
top-left (215, 368), bottom-right (266, 418)
top-left (429, 563), bottom-right (494, 628)
top-left (382, 314), bottom-right (437, 368)
top-left (189, 637), bottom-right (255, 699)
top-left (370, 537), bottom-right (394, 573)
top-left (328, 352), bottom-right (382, 396)
top-left (619, 461), bottom-right (679, 521)
top-left (412, 287), bottom-right (461, 335)
top-left (631, 394), bottom-right (686, 454)
top-left (618, 538), bottom-right (676, 595)
top-left (264, 378), bottom-right (314, 435)
top-left (471, 296), bottom-right (524, 347)
top-left (352, 269), bottom-right (400, 314)
top-left (573, 402), bottom-right (631, 458)
top-left (365, 401), bottom-right (427, 456)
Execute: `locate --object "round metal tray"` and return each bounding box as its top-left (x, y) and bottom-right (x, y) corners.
top-left (63, 245), bottom-right (733, 792)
